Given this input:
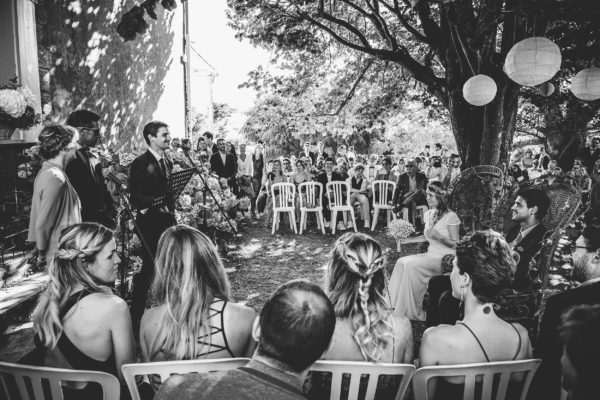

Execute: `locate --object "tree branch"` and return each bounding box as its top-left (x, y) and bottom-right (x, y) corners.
top-left (387, 0), bottom-right (432, 45)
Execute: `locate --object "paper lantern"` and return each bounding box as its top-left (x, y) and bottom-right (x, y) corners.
top-left (538, 82), bottom-right (555, 97)
top-left (463, 74), bottom-right (497, 106)
top-left (504, 37), bottom-right (562, 86)
top-left (570, 68), bottom-right (600, 101)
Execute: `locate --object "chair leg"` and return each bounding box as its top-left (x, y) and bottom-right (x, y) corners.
top-left (403, 208), bottom-right (409, 221)
top-left (342, 211), bottom-right (348, 226)
top-left (386, 209), bottom-right (392, 226)
top-left (271, 211), bottom-right (277, 235)
top-left (350, 209), bottom-right (358, 232)
top-left (371, 208), bottom-right (380, 231)
top-left (331, 210), bottom-right (337, 234)
top-left (317, 210), bottom-right (325, 234)
top-left (289, 211), bottom-right (297, 234)
top-left (299, 210), bottom-right (305, 235)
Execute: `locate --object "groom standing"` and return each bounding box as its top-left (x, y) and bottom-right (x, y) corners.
top-left (129, 121), bottom-right (176, 328)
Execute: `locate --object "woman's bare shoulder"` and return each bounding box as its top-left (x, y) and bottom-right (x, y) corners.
top-left (225, 301), bottom-right (256, 321)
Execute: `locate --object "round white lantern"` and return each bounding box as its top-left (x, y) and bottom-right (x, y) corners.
top-left (463, 74), bottom-right (497, 106)
top-left (570, 68), bottom-right (600, 101)
top-left (538, 82), bottom-right (555, 97)
top-left (504, 37), bottom-right (562, 86)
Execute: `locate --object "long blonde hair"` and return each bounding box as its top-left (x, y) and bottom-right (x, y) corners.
top-left (326, 233), bottom-right (394, 362)
top-left (32, 223), bottom-right (114, 348)
top-left (150, 225), bottom-right (231, 360)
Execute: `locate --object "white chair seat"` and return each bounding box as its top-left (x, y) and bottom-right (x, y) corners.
top-left (271, 182), bottom-right (297, 234)
top-left (299, 182), bottom-right (326, 234)
top-left (326, 181), bottom-right (358, 234)
top-left (371, 180), bottom-right (397, 231)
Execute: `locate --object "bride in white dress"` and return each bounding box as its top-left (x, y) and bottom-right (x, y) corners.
top-left (388, 182), bottom-right (460, 321)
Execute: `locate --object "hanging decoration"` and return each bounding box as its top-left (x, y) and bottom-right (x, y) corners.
top-left (538, 82), bottom-right (555, 97)
top-left (570, 68), bottom-right (600, 101)
top-left (462, 75), bottom-right (497, 106)
top-left (504, 37), bottom-right (562, 86)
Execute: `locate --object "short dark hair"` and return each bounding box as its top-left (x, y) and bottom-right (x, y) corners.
top-left (435, 143), bottom-right (442, 148)
top-left (38, 125), bottom-right (75, 159)
top-left (202, 131), bottom-right (213, 140)
top-left (559, 304), bottom-right (600, 397)
top-left (143, 121), bottom-right (168, 144)
top-left (519, 188), bottom-right (551, 221)
top-left (425, 145), bottom-right (430, 149)
top-left (382, 157), bottom-right (392, 166)
top-left (216, 138), bottom-right (225, 144)
top-left (325, 157), bottom-right (335, 164)
top-left (582, 225), bottom-right (600, 252)
top-left (456, 230), bottom-right (517, 303)
top-left (258, 280), bottom-right (335, 372)
top-left (66, 109), bottom-right (100, 128)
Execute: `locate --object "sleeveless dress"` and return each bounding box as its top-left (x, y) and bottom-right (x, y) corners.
top-left (388, 210), bottom-right (461, 321)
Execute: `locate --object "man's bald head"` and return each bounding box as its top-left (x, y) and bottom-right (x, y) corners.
top-left (258, 280), bottom-right (335, 372)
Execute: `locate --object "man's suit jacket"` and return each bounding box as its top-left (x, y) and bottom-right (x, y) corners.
top-left (316, 171), bottom-right (343, 198)
top-left (315, 151), bottom-right (329, 162)
top-left (129, 150), bottom-right (174, 212)
top-left (66, 148), bottom-right (116, 228)
top-left (506, 223), bottom-right (547, 289)
top-left (210, 152), bottom-right (236, 179)
top-left (299, 151), bottom-right (316, 164)
top-left (393, 172), bottom-right (428, 205)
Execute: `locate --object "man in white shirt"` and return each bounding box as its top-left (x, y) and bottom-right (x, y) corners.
top-left (237, 143), bottom-right (254, 199)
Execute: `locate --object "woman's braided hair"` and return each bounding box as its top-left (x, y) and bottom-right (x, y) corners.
top-left (326, 233), bottom-right (394, 362)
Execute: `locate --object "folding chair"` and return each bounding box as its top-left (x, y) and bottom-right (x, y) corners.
top-left (299, 182), bottom-right (325, 234)
top-left (271, 182), bottom-right (297, 235)
top-left (371, 180), bottom-right (397, 231)
top-left (326, 181), bottom-right (358, 234)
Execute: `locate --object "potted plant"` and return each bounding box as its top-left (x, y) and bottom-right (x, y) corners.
top-left (0, 77), bottom-right (40, 140)
top-left (387, 219), bottom-right (415, 252)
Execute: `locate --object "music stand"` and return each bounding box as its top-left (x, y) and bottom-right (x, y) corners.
top-left (152, 167), bottom-right (196, 208)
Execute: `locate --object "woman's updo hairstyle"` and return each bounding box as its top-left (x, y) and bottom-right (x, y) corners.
top-left (38, 125), bottom-right (75, 160)
top-left (427, 181), bottom-right (449, 215)
top-left (455, 230), bottom-right (517, 303)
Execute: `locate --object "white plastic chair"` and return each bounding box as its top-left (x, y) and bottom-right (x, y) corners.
top-left (309, 360), bottom-right (416, 400)
top-left (271, 182), bottom-right (297, 235)
top-left (298, 182), bottom-right (325, 234)
top-left (326, 181), bottom-right (358, 234)
top-left (371, 180), bottom-right (397, 231)
top-left (0, 361), bottom-right (120, 400)
top-left (121, 358), bottom-right (250, 400)
top-left (413, 359), bottom-right (541, 400)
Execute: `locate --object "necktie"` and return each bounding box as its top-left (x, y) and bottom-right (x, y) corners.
top-left (81, 148), bottom-right (98, 182)
top-left (159, 158), bottom-right (169, 179)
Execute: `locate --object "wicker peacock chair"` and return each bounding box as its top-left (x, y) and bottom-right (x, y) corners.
top-left (448, 165), bottom-right (505, 234)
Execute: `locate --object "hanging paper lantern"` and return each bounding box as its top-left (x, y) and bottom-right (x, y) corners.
top-left (538, 82), bottom-right (555, 97)
top-left (504, 37), bottom-right (562, 86)
top-left (463, 74), bottom-right (497, 106)
top-left (570, 68), bottom-right (600, 101)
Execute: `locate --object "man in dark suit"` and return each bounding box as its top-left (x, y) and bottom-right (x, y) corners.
top-left (210, 138), bottom-right (237, 192)
top-left (425, 188), bottom-right (550, 327)
top-left (299, 142), bottom-right (316, 164)
top-left (392, 159), bottom-right (428, 219)
top-left (129, 121), bottom-right (176, 327)
top-left (315, 141), bottom-right (329, 161)
top-left (65, 110), bottom-right (116, 228)
top-left (316, 158), bottom-right (343, 229)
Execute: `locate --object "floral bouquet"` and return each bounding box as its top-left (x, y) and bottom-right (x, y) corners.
top-left (0, 78), bottom-right (40, 138)
top-left (17, 145), bottom-right (43, 183)
top-left (387, 219), bottom-right (416, 252)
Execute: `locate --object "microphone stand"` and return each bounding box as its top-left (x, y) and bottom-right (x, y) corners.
top-left (182, 149), bottom-right (237, 234)
top-left (107, 175), bottom-right (156, 298)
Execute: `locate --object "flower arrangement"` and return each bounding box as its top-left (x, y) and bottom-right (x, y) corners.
top-left (387, 219), bottom-right (416, 240)
top-left (16, 145), bottom-right (43, 183)
top-left (0, 78), bottom-right (40, 137)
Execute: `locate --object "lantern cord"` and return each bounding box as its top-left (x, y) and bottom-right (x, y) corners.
top-left (452, 24), bottom-right (476, 76)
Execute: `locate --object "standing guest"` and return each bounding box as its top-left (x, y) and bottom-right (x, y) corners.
top-left (255, 159), bottom-right (273, 215)
top-left (382, 141), bottom-right (394, 157)
top-left (419, 231), bottom-right (531, 400)
top-left (323, 233), bottom-right (413, 363)
top-left (251, 142), bottom-right (265, 217)
top-left (315, 140), bottom-right (329, 161)
top-left (420, 144), bottom-right (431, 158)
top-left (317, 158), bottom-right (344, 229)
top-left (32, 223), bottom-right (135, 398)
top-left (389, 182), bottom-right (460, 321)
top-left (141, 225), bottom-right (256, 364)
top-left (426, 156), bottom-right (447, 183)
top-left (154, 280), bottom-right (336, 400)
top-left (432, 143), bottom-right (443, 157)
top-left (441, 148), bottom-right (450, 165)
top-left (236, 143), bottom-right (254, 200)
top-left (392, 159), bottom-right (428, 222)
top-left (535, 145), bottom-right (551, 171)
top-left (28, 125), bottom-right (81, 265)
top-left (441, 154), bottom-right (461, 188)
top-left (579, 136), bottom-right (600, 175)
top-left (210, 139), bottom-right (237, 191)
top-left (129, 121), bottom-right (177, 328)
top-left (346, 165), bottom-right (371, 229)
top-left (571, 163), bottom-right (592, 194)
top-left (300, 142), bottom-right (316, 164)
top-left (65, 110), bottom-right (116, 229)
top-left (195, 136), bottom-right (210, 164)
top-left (203, 131), bottom-right (218, 156)
top-left (557, 305), bottom-right (600, 400)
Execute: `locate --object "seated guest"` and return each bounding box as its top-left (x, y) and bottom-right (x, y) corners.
top-left (336, 159), bottom-right (350, 180)
top-left (425, 155), bottom-right (447, 183)
top-left (32, 223), bottom-right (135, 398)
top-left (392, 159), bottom-right (428, 221)
top-left (510, 163), bottom-right (529, 184)
top-left (317, 158), bottom-right (344, 229)
top-left (154, 280), bottom-right (336, 400)
top-left (557, 305), bottom-right (600, 400)
top-left (255, 159), bottom-right (273, 215)
top-left (375, 157), bottom-right (395, 182)
top-left (140, 225), bottom-right (256, 363)
top-left (529, 226), bottom-right (600, 400)
top-left (521, 149), bottom-right (534, 170)
top-left (299, 142), bottom-right (315, 163)
top-left (389, 182), bottom-right (460, 321)
top-left (263, 159), bottom-right (288, 224)
top-left (420, 231), bottom-right (532, 400)
top-left (441, 154), bottom-right (461, 189)
top-left (282, 157), bottom-right (294, 176)
top-left (291, 159), bottom-right (312, 219)
top-left (426, 188), bottom-right (549, 326)
top-left (527, 159), bottom-right (543, 180)
top-left (315, 140), bottom-right (329, 161)
top-left (324, 233), bottom-right (413, 363)
top-left (346, 165), bottom-right (371, 229)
